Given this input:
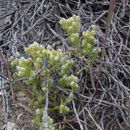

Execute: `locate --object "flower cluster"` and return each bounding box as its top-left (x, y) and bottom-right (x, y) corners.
top-left (59, 15), bottom-right (80, 35)
top-left (32, 109), bottom-right (55, 130)
top-left (60, 74), bottom-right (78, 91)
top-left (59, 15), bottom-right (80, 46)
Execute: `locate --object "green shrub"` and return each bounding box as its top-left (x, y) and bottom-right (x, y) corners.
top-left (59, 15), bottom-right (101, 56)
top-left (11, 15), bottom-right (101, 129)
top-left (11, 42), bottom-right (78, 129)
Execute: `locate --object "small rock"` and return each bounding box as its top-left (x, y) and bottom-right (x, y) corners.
top-left (6, 122), bottom-right (17, 130)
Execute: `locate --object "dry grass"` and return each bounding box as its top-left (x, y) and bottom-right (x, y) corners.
top-left (0, 0), bottom-right (130, 129)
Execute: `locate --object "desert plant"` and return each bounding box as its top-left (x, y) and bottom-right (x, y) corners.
top-left (11, 16), bottom-right (100, 129)
top-left (11, 42), bottom-right (78, 129)
top-left (59, 15), bottom-right (101, 70)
